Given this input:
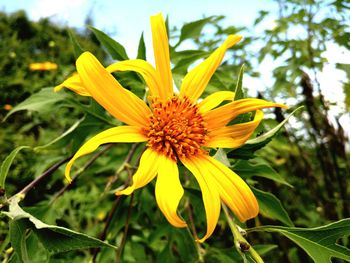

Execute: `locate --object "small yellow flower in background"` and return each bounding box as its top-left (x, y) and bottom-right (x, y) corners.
top-left (55, 13), bottom-right (287, 242)
top-left (29, 62), bottom-right (58, 71)
top-left (4, 104), bottom-right (12, 111)
top-left (97, 211), bottom-right (106, 221)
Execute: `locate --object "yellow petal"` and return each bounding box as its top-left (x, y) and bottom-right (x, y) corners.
top-left (65, 126), bottom-right (147, 182)
top-left (155, 154), bottom-right (187, 228)
top-left (106, 60), bottom-right (164, 99)
top-left (197, 154), bottom-right (259, 222)
top-left (54, 73), bottom-right (91, 96)
top-left (116, 148), bottom-right (160, 195)
top-left (197, 91), bottom-right (235, 113)
top-left (204, 98), bottom-right (287, 130)
top-left (180, 35), bottom-right (242, 102)
top-left (76, 52), bottom-right (151, 127)
top-left (150, 13), bottom-right (173, 100)
top-left (205, 110), bottom-right (264, 148)
top-left (180, 156), bottom-right (221, 242)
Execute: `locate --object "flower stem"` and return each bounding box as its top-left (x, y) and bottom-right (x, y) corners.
top-left (186, 203), bottom-right (204, 262)
top-left (116, 193), bottom-right (134, 262)
top-left (222, 203), bottom-right (264, 263)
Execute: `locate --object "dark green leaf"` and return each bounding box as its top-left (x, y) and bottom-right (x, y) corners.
top-left (89, 26), bottom-right (128, 60)
top-left (0, 146), bottom-right (30, 189)
top-left (137, 32), bottom-right (146, 60)
top-left (68, 30), bottom-right (84, 58)
top-left (233, 159), bottom-right (292, 187)
top-left (176, 17), bottom-right (213, 46)
top-left (252, 188), bottom-right (293, 226)
top-left (253, 219), bottom-right (350, 263)
top-left (34, 118), bottom-right (84, 151)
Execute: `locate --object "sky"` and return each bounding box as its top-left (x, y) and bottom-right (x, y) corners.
top-left (0, 0), bottom-right (277, 57)
top-left (1, 0), bottom-right (349, 134)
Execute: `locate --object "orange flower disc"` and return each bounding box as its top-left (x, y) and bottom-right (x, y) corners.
top-left (145, 96), bottom-right (208, 160)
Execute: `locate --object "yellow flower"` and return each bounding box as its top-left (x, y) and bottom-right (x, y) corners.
top-left (29, 62), bottom-right (58, 71)
top-left (55, 13), bottom-right (287, 242)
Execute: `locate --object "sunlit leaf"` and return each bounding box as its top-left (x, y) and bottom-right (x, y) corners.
top-left (252, 219), bottom-right (350, 263)
top-left (234, 64), bottom-right (245, 100)
top-left (228, 107), bottom-right (303, 159)
top-left (4, 88), bottom-right (67, 121)
top-left (3, 197), bottom-right (117, 259)
top-left (213, 148), bottom-right (231, 167)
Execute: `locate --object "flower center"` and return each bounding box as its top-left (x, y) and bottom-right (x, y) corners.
top-left (145, 96), bottom-right (208, 160)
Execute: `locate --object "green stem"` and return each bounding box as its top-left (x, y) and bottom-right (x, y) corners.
top-left (222, 203), bottom-right (264, 263)
top-left (116, 193), bottom-right (134, 262)
top-left (186, 203), bottom-right (204, 262)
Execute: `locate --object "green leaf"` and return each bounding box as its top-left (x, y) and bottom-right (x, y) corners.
top-left (0, 146), bottom-right (30, 189)
top-left (233, 159), bottom-right (292, 187)
top-left (34, 118), bottom-right (84, 151)
top-left (3, 88), bottom-right (67, 121)
top-left (3, 197), bottom-right (117, 257)
top-left (68, 30), bottom-right (84, 58)
top-left (254, 244), bottom-right (278, 255)
top-left (253, 10), bottom-right (269, 26)
top-left (137, 32), bottom-right (146, 60)
top-left (9, 219), bottom-right (29, 263)
top-left (234, 64), bottom-right (245, 100)
top-left (336, 63), bottom-right (350, 79)
top-left (252, 188), bottom-right (293, 226)
top-left (89, 26), bottom-right (129, 60)
top-left (228, 107), bottom-right (303, 159)
top-left (252, 219), bottom-right (350, 263)
top-left (213, 148), bottom-right (231, 167)
top-left (176, 17), bottom-right (213, 46)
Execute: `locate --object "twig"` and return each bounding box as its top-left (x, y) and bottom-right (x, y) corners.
top-left (0, 155), bottom-right (72, 209)
top-left (20, 155), bottom-right (72, 196)
top-left (103, 143), bottom-right (141, 193)
top-left (50, 144), bottom-right (113, 204)
top-left (92, 195), bottom-right (123, 262)
top-left (222, 203), bottom-right (264, 263)
top-left (92, 143), bottom-right (142, 261)
top-left (116, 193), bottom-right (134, 263)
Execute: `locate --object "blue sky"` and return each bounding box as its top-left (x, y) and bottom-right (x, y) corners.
top-left (0, 0), bottom-right (276, 58)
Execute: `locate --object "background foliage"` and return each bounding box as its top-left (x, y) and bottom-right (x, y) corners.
top-left (1, 0), bottom-right (350, 262)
